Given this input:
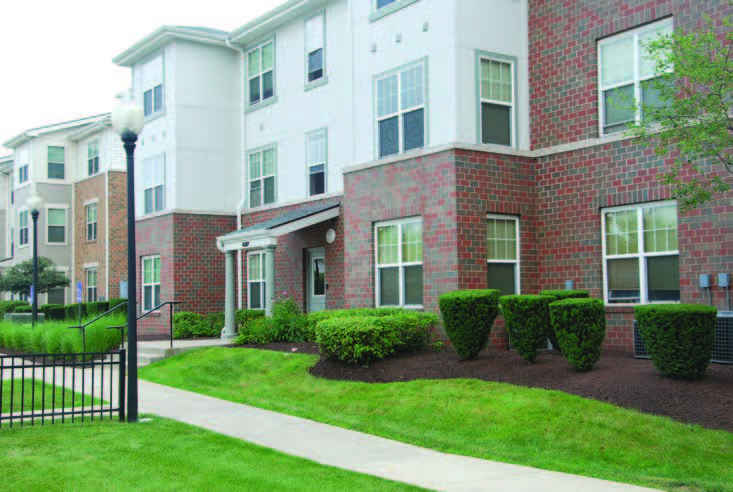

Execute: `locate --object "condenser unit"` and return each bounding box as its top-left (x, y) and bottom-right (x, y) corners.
top-left (633, 320), bottom-right (650, 359)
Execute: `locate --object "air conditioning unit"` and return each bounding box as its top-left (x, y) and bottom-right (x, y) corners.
top-left (634, 312), bottom-right (733, 364)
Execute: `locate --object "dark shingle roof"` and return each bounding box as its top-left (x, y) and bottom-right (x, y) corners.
top-left (223, 199), bottom-right (340, 238)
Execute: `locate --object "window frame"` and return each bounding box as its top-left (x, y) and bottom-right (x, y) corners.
top-left (86, 203), bottom-right (98, 241)
top-left (88, 139), bottom-right (100, 176)
top-left (47, 146), bottom-right (65, 180)
top-left (86, 267), bottom-right (98, 302)
top-left (306, 128), bottom-right (327, 197)
top-left (142, 154), bottom-right (165, 215)
top-left (374, 216), bottom-right (424, 308)
top-left (597, 18), bottom-right (674, 136)
top-left (247, 145), bottom-right (277, 209)
top-left (246, 38), bottom-right (277, 111)
top-left (475, 51), bottom-right (517, 147)
top-left (374, 58), bottom-right (428, 160)
top-left (304, 12), bottom-right (327, 89)
top-left (46, 206), bottom-right (68, 245)
top-left (247, 251), bottom-right (266, 310)
top-left (601, 201), bottom-right (680, 305)
top-left (141, 255), bottom-right (161, 312)
top-left (370, 0), bottom-right (420, 22)
top-left (18, 209), bottom-right (29, 247)
top-left (18, 148), bottom-right (29, 185)
top-left (486, 214), bottom-right (520, 295)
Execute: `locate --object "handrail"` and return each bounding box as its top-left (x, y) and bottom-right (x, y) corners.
top-left (107, 301), bottom-right (181, 349)
top-left (68, 302), bottom-right (130, 352)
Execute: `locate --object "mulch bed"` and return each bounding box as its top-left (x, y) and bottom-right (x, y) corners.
top-left (238, 342), bottom-right (733, 433)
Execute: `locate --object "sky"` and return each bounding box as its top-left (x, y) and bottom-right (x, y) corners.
top-left (0, 0), bottom-right (288, 155)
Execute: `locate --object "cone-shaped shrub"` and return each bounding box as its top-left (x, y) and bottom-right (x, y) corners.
top-left (634, 304), bottom-right (716, 380)
top-left (539, 290), bottom-right (589, 351)
top-left (549, 298), bottom-right (606, 371)
top-left (500, 295), bottom-right (554, 363)
top-left (439, 290), bottom-right (500, 360)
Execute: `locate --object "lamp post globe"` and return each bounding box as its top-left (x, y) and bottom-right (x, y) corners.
top-left (112, 96), bottom-right (144, 423)
top-left (26, 192), bottom-right (43, 327)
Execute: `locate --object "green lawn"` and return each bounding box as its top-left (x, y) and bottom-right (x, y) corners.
top-left (141, 347), bottom-right (733, 492)
top-left (2, 379), bottom-right (99, 413)
top-left (0, 417), bottom-right (425, 491)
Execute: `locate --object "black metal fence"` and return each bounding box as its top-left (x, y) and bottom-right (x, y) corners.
top-left (0, 349), bottom-right (125, 428)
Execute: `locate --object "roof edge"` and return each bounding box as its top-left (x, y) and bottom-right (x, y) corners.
top-left (230, 0), bottom-right (316, 45)
top-left (113, 26), bottom-right (229, 66)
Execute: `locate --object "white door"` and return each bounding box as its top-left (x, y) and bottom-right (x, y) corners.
top-left (306, 248), bottom-right (326, 312)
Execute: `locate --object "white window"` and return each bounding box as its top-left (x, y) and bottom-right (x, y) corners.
top-left (376, 0), bottom-right (397, 9)
top-left (143, 154), bottom-right (165, 214)
top-left (248, 252), bottom-right (266, 309)
top-left (142, 55), bottom-right (164, 117)
top-left (10, 227), bottom-right (14, 257)
top-left (142, 255), bottom-right (161, 311)
top-left (598, 19), bottom-right (673, 135)
top-left (19, 210), bottom-right (28, 246)
top-left (307, 130), bottom-right (326, 196)
top-left (18, 148), bottom-right (29, 184)
top-left (248, 147), bottom-right (276, 208)
top-left (479, 57), bottom-right (514, 146)
top-left (47, 208), bottom-right (66, 244)
top-left (375, 217), bottom-right (423, 307)
top-left (305, 14), bottom-right (325, 84)
top-left (86, 204), bottom-right (98, 241)
top-left (248, 41), bottom-right (275, 106)
top-left (86, 268), bottom-right (98, 302)
top-left (486, 215), bottom-right (520, 296)
top-left (602, 202), bottom-right (679, 304)
top-left (47, 146), bottom-right (65, 180)
top-left (376, 61), bottom-right (426, 158)
top-left (88, 139), bottom-right (100, 176)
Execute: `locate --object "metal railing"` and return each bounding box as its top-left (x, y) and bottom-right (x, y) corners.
top-left (68, 302), bottom-right (129, 353)
top-left (0, 350), bottom-right (125, 428)
top-left (106, 301), bottom-right (180, 349)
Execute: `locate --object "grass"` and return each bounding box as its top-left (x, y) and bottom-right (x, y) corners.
top-left (1, 379), bottom-right (99, 413)
top-left (0, 416), bottom-right (425, 491)
top-left (141, 347), bottom-right (733, 492)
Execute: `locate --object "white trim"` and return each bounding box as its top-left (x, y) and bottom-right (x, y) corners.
top-left (141, 255), bottom-right (161, 312)
top-left (44, 204), bottom-right (69, 246)
top-left (247, 251), bottom-right (267, 310)
top-left (478, 56), bottom-right (515, 147)
top-left (374, 216), bottom-right (423, 308)
top-left (82, 197), bottom-right (100, 207)
top-left (486, 214), bottom-right (520, 295)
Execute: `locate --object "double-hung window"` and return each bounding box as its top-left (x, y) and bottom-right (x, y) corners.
top-left (142, 255), bottom-right (161, 311)
top-left (486, 215), bottom-right (519, 296)
top-left (48, 146), bottom-right (65, 180)
top-left (86, 204), bottom-right (98, 241)
top-left (375, 218), bottom-right (423, 307)
top-left (18, 148), bottom-right (29, 184)
top-left (47, 208), bottom-right (66, 244)
top-left (86, 268), bottom-right (98, 302)
top-left (307, 130), bottom-right (326, 196)
top-left (305, 14), bottom-right (325, 84)
top-left (19, 211), bottom-right (28, 246)
top-left (248, 147), bottom-right (276, 208)
top-left (88, 139), bottom-right (100, 176)
top-left (602, 202), bottom-right (679, 304)
top-left (248, 252), bottom-right (266, 309)
top-left (10, 227), bottom-right (14, 256)
top-left (376, 61), bottom-right (426, 158)
top-left (142, 55), bottom-right (164, 117)
top-left (143, 154), bottom-right (165, 214)
top-left (376, 0), bottom-right (398, 8)
top-left (248, 41), bottom-right (275, 106)
top-left (479, 57), bottom-right (514, 146)
top-left (598, 19), bottom-right (673, 134)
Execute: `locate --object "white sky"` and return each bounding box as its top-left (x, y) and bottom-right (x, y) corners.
top-left (0, 0), bottom-right (288, 155)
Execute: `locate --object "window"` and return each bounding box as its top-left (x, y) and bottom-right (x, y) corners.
top-left (375, 218), bottom-right (423, 307)
top-left (10, 190), bottom-right (13, 204)
top-left (305, 14), bottom-right (325, 84)
top-left (86, 268), bottom-right (98, 302)
top-left (143, 154), bottom-right (165, 214)
top-left (377, 0), bottom-right (397, 8)
top-left (370, 0), bottom-right (420, 21)
top-left (142, 256), bottom-right (161, 311)
top-left (248, 252), bottom-right (266, 309)
top-left (248, 41), bottom-right (275, 107)
top-left (47, 146), bottom-right (65, 180)
top-left (307, 130), bottom-right (326, 196)
top-left (19, 210), bottom-right (28, 246)
top-left (18, 148), bottom-right (29, 184)
top-left (86, 204), bottom-right (98, 241)
top-left (142, 55), bottom-right (164, 117)
top-left (479, 57), bottom-right (514, 146)
top-left (47, 208), bottom-right (66, 244)
top-left (599, 19), bottom-right (673, 134)
top-left (88, 139), bottom-right (100, 176)
top-left (47, 288), bottom-right (64, 305)
top-left (144, 85), bottom-right (163, 117)
top-left (10, 228), bottom-right (14, 257)
top-left (376, 61), bottom-right (426, 158)
top-left (486, 215), bottom-right (519, 296)
top-left (248, 147), bottom-right (276, 208)
top-left (602, 202), bottom-right (679, 304)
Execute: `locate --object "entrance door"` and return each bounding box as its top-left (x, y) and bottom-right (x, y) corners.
top-left (306, 248), bottom-right (326, 312)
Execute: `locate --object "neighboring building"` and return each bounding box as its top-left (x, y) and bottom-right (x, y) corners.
top-left (0, 114), bottom-right (128, 305)
top-left (114, 0), bottom-right (732, 351)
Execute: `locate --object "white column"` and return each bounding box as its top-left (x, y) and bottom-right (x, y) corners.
top-left (221, 250), bottom-right (236, 339)
top-left (264, 246), bottom-right (276, 316)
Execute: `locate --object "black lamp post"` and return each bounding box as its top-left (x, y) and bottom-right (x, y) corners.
top-left (26, 192), bottom-right (43, 327)
top-left (112, 97), bottom-right (144, 423)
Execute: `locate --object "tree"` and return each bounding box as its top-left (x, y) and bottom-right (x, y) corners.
top-left (0, 257), bottom-right (70, 297)
top-left (631, 14), bottom-right (732, 211)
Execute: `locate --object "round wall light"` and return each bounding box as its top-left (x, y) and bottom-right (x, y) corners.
top-left (326, 228), bottom-right (336, 244)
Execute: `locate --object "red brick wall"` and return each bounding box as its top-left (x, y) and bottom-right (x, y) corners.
top-left (107, 172), bottom-right (128, 299)
top-left (74, 174), bottom-right (107, 300)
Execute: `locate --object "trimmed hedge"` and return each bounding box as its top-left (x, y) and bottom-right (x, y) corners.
top-left (539, 290), bottom-right (590, 351)
top-left (500, 295), bottom-right (554, 363)
top-left (316, 316), bottom-right (402, 365)
top-left (634, 304), bottom-right (716, 380)
top-left (13, 305), bottom-right (33, 313)
top-left (173, 312), bottom-right (203, 339)
top-left (439, 290), bottom-right (500, 360)
top-left (40, 304), bottom-right (64, 320)
top-left (48, 306), bottom-right (67, 321)
top-left (549, 298), bottom-right (606, 371)
top-left (235, 309), bottom-right (265, 330)
top-left (109, 298), bottom-right (129, 319)
top-left (65, 303), bottom-right (88, 321)
top-left (0, 301), bottom-right (30, 317)
top-left (87, 301), bottom-right (111, 317)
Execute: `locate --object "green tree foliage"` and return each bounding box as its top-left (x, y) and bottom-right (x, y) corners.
top-left (631, 15), bottom-right (732, 211)
top-left (0, 257), bottom-right (70, 297)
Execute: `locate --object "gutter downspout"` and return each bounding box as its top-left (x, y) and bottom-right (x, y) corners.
top-left (226, 38), bottom-right (247, 310)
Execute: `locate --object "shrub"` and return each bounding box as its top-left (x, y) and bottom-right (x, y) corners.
top-left (500, 295), bottom-right (554, 363)
top-left (109, 298), bottom-right (128, 319)
top-left (199, 312), bottom-right (225, 338)
top-left (549, 298), bottom-right (606, 371)
top-left (380, 311), bottom-right (438, 354)
top-left (47, 306), bottom-right (67, 321)
top-left (316, 316), bottom-right (401, 365)
top-left (29, 328), bottom-right (45, 352)
top-left (539, 290), bottom-right (590, 351)
top-left (233, 317), bottom-right (277, 345)
top-left (86, 324), bottom-right (123, 352)
top-left (235, 309), bottom-right (265, 330)
top-left (173, 312), bottom-right (203, 339)
top-left (41, 304), bottom-right (63, 318)
top-left (44, 326), bottom-right (67, 354)
top-left (87, 301), bottom-right (110, 317)
top-left (634, 304), bottom-right (716, 380)
top-left (61, 330), bottom-right (83, 354)
top-left (0, 300), bottom-right (30, 317)
top-left (65, 303), bottom-right (88, 321)
top-left (270, 294), bottom-right (311, 342)
top-left (13, 305), bottom-right (32, 313)
top-left (438, 290), bottom-right (500, 360)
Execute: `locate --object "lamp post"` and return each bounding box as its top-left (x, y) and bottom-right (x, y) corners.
top-left (26, 192), bottom-right (43, 328)
top-left (112, 97), bottom-right (144, 423)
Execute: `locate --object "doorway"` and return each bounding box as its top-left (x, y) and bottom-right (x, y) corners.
top-left (306, 248), bottom-right (326, 312)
